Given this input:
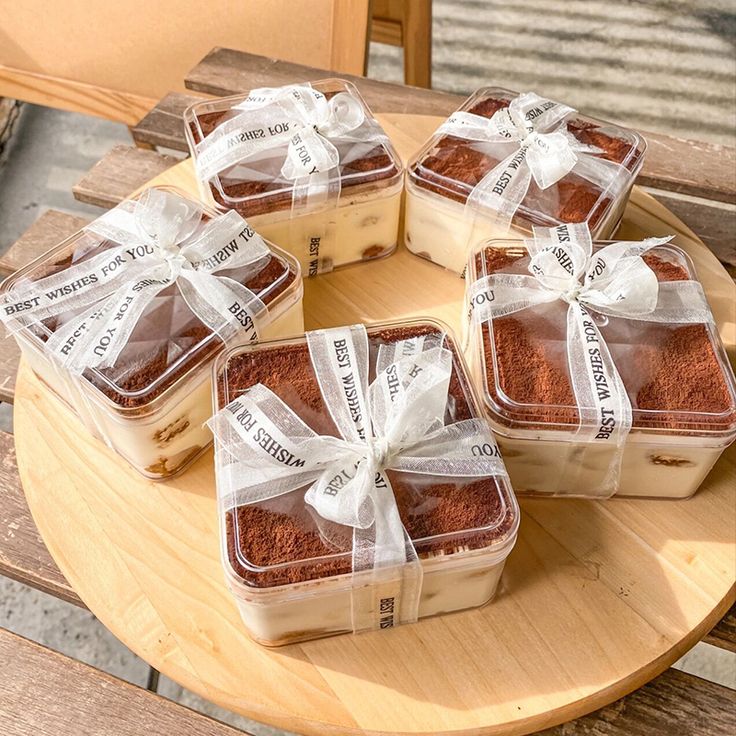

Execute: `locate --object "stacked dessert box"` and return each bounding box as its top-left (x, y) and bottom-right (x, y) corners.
top-left (2, 81), bottom-right (734, 646)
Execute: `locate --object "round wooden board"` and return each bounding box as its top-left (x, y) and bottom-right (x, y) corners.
top-left (15, 114), bottom-right (736, 736)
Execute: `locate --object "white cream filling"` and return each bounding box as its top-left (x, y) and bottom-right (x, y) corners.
top-left (404, 182), bottom-right (633, 276)
top-left (228, 554), bottom-right (508, 646)
top-left (244, 187), bottom-right (402, 276)
top-left (18, 301), bottom-right (304, 479)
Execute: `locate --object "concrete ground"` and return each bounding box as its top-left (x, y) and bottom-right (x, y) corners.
top-left (0, 1), bottom-right (734, 733)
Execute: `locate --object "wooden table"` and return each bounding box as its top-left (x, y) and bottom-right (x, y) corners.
top-left (1, 48), bottom-right (735, 736)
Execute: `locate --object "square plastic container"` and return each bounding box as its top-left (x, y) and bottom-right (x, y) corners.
top-left (406, 87), bottom-right (646, 274)
top-left (0, 187), bottom-right (304, 479)
top-left (211, 319), bottom-right (519, 646)
top-left (465, 239), bottom-right (736, 499)
top-left (184, 79), bottom-right (404, 276)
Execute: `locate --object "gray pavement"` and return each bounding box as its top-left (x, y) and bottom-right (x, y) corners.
top-left (0, 1), bottom-right (734, 732)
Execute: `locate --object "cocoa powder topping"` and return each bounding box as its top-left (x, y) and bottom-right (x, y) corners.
top-left (411, 93), bottom-right (643, 231)
top-left (478, 246), bottom-right (735, 432)
top-left (219, 324), bottom-right (516, 588)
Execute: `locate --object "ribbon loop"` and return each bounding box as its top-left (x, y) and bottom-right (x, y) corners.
top-left (1, 189), bottom-right (274, 374)
top-left (208, 325), bottom-right (509, 631)
top-left (469, 223), bottom-right (714, 496)
top-left (439, 92), bottom-right (620, 229)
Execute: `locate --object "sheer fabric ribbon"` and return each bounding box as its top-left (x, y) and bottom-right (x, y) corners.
top-left (468, 223), bottom-right (713, 495)
top-left (208, 324), bottom-right (508, 630)
top-left (438, 92), bottom-right (626, 229)
top-left (1, 189), bottom-right (273, 374)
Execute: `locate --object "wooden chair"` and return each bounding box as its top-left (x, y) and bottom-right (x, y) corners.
top-left (1, 48), bottom-right (734, 735)
top-left (0, 0), bottom-right (371, 125)
top-left (370, 0), bottom-right (432, 87)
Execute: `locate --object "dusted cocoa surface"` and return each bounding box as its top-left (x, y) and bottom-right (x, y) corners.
top-left (220, 324), bottom-right (516, 588)
top-left (94, 255), bottom-right (297, 408)
top-left (34, 241), bottom-right (297, 409)
top-left (189, 91), bottom-right (400, 218)
top-left (478, 247), bottom-right (735, 432)
top-left (410, 94), bottom-right (643, 231)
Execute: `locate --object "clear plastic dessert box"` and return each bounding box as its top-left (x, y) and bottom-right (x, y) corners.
top-left (405, 87), bottom-right (646, 274)
top-left (184, 79), bottom-right (404, 276)
top-left (210, 320), bottom-right (519, 646)
top-left (0, 187), bottom-right (304, 479)
top-left (466, 239), bottom-right (736, 499)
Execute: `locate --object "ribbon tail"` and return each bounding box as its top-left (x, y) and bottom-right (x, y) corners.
top-left (177, 271), bottom-right (267, 345)
top-left (466, 150), bottom-right (533, 231)
top-left (350, 471), bottom-right (423, 631)
top-left (43, 269), bottom-right (171, 374)
top-left (566, 302), bottom-right (631, 497)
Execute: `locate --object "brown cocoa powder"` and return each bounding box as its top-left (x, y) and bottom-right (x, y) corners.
top-left (219, 324), bottom-right (517, 588)
top-left (189, 89), bottom-right (400, 218)
top-left (34, 243), bottom-right (297, 409)
top-left (478, 247), bottom-right (735, 432)
top-left (411, 95), bottom-right (644, 232)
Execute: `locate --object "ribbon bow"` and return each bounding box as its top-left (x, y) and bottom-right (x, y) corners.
top-left (208, 325), bottom-right (508, 629)
top-left (1, 188), bottom-right (275, 374)
top-left (439, 92), bottom-right (624, 227)
top-left (192, 84), bottom-right (382, 275)
top-left (468, 222), bottom-right (713, 495)
top-left (195, 85), bottom-right (368, 198)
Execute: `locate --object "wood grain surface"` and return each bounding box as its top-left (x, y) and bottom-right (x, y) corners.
top-left (0, 627), bottom-right (244, 736)
top-left (184, 49), bottom-right (736, 204)
top-left (72, 144), bottom-right (179, 209)
top-left (0, 431), bottom-right (80, 606)
top-left (538, 668), bottom-right (735, 736)
top-left (12, 114), bottom-right (736, 736)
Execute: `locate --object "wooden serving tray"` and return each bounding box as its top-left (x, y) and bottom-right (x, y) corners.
top-left (13, 114), bottom-right (736, 736)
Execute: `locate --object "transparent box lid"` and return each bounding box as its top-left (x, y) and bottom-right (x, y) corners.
top-left (467, 240), bottom-right (736, 438)
top-left (1, 187), bottom-right (303, 415)
top-left (185, 79), bottom-right (403, 216)
top-left (408, 87), bottom-right (646, 233)
top-left (213, 319), bottom-right (519, 591)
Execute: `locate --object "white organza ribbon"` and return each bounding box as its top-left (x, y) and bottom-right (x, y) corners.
top-left (468, 222), bottom-right (713, 495)
top-left (194, 85), bottom-right (386, 275)
top-left (208, 325), bottom-right (508, 631)
top-left (194, 85), bottom-right (380, 205)
top-left (0, 189), bottom-right (274, 374)
top-left (439, 92), bottom-right (625, 228)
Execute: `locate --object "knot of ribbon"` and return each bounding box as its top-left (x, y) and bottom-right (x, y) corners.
top-left (438, 91), bottom-right (625, 228)
top-left (468, 222), bottom-right (714, 495)
top-left (207, 325), bottom-right (509, 630)
top-left (192, 84), bottom-right (383, 276)
top-left (1, 188), bottom-right (276, 375)
top-left (194, 84), bottom-right (370, 196)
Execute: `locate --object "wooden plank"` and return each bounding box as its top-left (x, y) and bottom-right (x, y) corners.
top-left (539, 668), bottom-right (736, 736)
top-left (0, 210), bottom-right (91, 407)
top-left (329, 0), bottom-right (371, 77)
top-left (0, 2), bottom-right (371, 108)
top-left (0, 332), bottom-right (20, 404)
top-left (645, 188), bottom-right (736, 267)
top-left (371, 17), bottom-right (403, 46)
top-left (185, 47), bottom-right (462, 115)
top-left (72, 145), bottom-right (178, 208)
top-left (131, 92), bottom-right (200, 152)
top-left (372, 0), bottom-right (433, 88)
top-left (0, 430), bottom-right (82, 607)
top-left (184, 49), bottom-right (735, 203)
top-left (704, 604), bottom-right (736, 653)
top-left (0, 209), bottom-right (89, 278)
top-left (401, 0), bottom-right (432, 89)
top-left (0, 627), bottom-right (244, 736)
top-left (640, 131), bottom-right (736, 205)
top-left (0, 64), bottom-right (155, 126)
